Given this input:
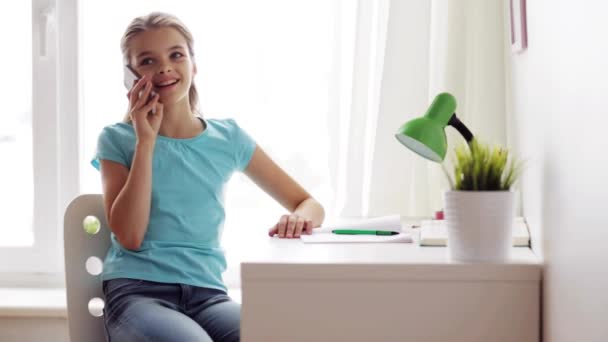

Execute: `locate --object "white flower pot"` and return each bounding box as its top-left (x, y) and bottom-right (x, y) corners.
top-left (443, 191), bottom-right (515, 262)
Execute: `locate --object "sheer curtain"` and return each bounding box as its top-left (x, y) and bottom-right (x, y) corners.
top-left (328, 0), bottom-right (391, 218)
top-left (334, 0), bottom-right (508, 218)
top-left (333, 0), bottom-right (434, 218)
top-left (424, 0), bottom-right (508, 212)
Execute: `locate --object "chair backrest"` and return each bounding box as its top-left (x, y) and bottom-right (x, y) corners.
top-left (64, 194), bottom-right (111, 342)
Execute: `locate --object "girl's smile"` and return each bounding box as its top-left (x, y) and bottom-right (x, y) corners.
top-left (153, 77), bottom-right (180, 94)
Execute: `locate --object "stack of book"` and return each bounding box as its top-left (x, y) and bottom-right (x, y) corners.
top-left (418, 217), bottom-right (530, 247)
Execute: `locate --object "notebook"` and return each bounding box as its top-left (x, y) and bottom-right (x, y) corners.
top-left (300, 214), bottom-right (413, 244)
top-left (418, 217), bottom-right (530, 247)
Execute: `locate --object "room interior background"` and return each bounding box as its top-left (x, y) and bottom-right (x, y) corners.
top-left (1, 0), bottom-right (607, 341)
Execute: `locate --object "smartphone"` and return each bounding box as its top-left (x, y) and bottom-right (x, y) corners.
top-left (123, 64), bottom-right (141, 90)
top-left (123, 64), bottom-right (157, 104)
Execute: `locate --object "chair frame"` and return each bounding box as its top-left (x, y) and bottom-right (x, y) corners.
top-left (64, 194), bottom-right (111, 342)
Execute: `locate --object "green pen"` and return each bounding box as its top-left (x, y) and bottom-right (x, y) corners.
top-left (332, 229), bottom-right (399, 236)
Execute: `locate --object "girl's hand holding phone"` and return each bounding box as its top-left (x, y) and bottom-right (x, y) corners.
top-left (128, 74), bottom-right (163, 144)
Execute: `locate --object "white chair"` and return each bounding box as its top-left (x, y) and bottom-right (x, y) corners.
top-left (64, 194), bottom-right (110, 342)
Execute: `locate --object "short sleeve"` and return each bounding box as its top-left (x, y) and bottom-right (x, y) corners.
top-left (229, 119), bottom-right (257, 171)
top-left (91, 126), bottom-right (129, 171)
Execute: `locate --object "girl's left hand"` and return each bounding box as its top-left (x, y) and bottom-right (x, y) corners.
top-left (268, 214), bottom-right (313, 238)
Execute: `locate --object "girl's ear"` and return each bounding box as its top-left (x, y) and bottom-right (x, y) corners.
top-left (193, 63), bottom-right (197, 76)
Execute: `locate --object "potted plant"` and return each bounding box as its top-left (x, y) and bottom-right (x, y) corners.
top-left (442, 139), bottom-right (523, 262)
top-left (393, 92), bottom-right (526, 262)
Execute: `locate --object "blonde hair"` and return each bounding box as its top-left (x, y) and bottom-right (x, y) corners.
top-left (120, 12), bottom-right (199, 122)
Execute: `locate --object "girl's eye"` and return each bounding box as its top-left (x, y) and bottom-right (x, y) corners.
top-left (139, 58), bottom-right (153, 66)
top-left (171, 52), bottom-right (184, 59)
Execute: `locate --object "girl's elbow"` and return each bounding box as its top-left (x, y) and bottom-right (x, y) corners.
top-left (119, 235), bottom-right (143, 251)
top-left (109, 221), bottom-right (144, 251)
top-left (317, 203), bottom-right (326, 224)
top-left (308, 197), bottom-right (325, 226)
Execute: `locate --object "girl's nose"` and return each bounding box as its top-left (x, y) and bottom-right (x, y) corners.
top-left (158, 63), bottom-right (172, 74)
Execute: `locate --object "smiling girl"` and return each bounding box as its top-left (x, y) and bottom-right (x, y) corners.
top-left (93, 12), bottom-right (324, 341)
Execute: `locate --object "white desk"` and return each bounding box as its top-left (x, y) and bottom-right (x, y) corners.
top-left (239, 221), bottom-right (541, 342)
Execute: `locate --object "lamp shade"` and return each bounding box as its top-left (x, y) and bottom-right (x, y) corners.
top-left (394, 93), bottom-right (457, 162)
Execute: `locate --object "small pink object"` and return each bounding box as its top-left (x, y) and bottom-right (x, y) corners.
top-left (435, 210), bottom-right (444, 220)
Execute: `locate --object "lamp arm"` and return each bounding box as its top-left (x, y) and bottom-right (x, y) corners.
top-left (448, 113), bottom-right (474, 143)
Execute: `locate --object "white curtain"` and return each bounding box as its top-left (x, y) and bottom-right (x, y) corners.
top-left (425, 0), bottom-right (508, 211)
top-left (332, 0), bottom-right (507, 218)
top-left (328, 0), bottom-right (392, 218)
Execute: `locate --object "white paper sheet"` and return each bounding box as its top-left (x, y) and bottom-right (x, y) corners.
top-left (299, 214), bottom-right (411, 243)
top-left (301, 232), bottom-right (412, 244)
top-left (312, 214), bottom-right (402, 234)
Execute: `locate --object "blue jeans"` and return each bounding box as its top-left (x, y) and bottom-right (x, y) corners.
top-left (102, 278), bottom-right (240, 341)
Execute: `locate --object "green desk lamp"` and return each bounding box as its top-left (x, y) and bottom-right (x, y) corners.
top-left (394, 92), bottom-right (474, 162)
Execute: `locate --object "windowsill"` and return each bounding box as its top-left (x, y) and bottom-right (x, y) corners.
top-left (0, 287), bottom-right (242, 318)
top-left (0, 288), bottom-right (67, 318)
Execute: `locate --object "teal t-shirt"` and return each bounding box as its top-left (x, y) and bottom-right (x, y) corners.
top-left (93, 117), bottom-right (256, 292)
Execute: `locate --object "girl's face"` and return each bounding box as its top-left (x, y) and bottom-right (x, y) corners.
top-left (128, 27), bottom-right (196, 108)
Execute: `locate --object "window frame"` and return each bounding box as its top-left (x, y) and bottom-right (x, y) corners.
top-left (0, 0), bottom-right (80, 287)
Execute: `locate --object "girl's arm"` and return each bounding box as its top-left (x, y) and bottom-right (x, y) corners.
top-left (100, 141), bottom-right (154, 251)
top-left (100, 75), bottom-right (163, 250)
top-left (244, 146), bottom-right (325, 238)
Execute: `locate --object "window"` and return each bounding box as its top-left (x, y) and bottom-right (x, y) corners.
top-left (2, 0), bottom-right (358, 288)
top-left (0, 0), bottom-right (79, 283)
top-left (81, 1), bottom-right (345, 288)
top-left (0, 1), bottom-right (33, 248)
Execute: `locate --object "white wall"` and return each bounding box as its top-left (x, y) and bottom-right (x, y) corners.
top-left (506, 1), bottom-right (608, 341)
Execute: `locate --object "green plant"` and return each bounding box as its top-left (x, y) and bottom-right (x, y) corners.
top-left (443, 139), bottom-right (524, 191)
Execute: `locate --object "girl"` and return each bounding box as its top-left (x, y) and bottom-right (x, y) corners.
top-left (94, 12), bottom-right (325, 342)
